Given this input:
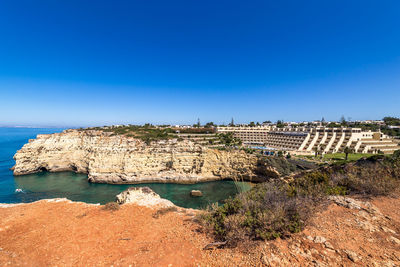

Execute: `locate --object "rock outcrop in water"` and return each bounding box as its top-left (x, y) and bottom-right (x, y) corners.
top-left (13, 129), bottom-right (287, 184)
top-left (116, 187), bottom-right (175, 208)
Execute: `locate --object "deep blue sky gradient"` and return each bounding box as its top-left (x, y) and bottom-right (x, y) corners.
top-left (0, 0), bottom-right (399, 126)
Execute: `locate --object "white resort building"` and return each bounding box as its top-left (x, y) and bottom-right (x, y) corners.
top-left (217, 126), bottom-right (399, 155)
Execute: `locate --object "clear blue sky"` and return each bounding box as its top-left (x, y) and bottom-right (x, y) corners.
top-left (0, 0), bottom-right (399, 127)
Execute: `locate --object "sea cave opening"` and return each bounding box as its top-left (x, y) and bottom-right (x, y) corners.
top-left (39, 167), bottom-right (48, 172)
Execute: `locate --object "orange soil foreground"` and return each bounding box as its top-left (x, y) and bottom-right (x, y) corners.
top-left (1, 197), bottom-right (400, 266)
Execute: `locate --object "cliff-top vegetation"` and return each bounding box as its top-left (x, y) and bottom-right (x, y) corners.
top-left (78, 125), bottom-right (216, 144)
top-left (199, 150), bottom-right (400, 246)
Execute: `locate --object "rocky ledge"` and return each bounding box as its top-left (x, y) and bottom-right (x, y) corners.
top-left (12, 129), bottom-right (287, 184)
top-left (116, 187), bottom-right (175, 208)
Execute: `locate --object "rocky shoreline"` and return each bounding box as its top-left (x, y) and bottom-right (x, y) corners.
top-left (12, 129), bottom-right (285, 184)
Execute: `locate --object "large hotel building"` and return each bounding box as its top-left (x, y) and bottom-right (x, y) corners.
top-left (217, 126), bottom-right (399, 154)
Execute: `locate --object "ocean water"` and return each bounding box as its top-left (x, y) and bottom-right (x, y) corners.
top-left (0, 127), bottom-right (248, 209)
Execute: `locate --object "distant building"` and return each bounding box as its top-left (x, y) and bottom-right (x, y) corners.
top-left (356, 120), bottom-right (385, 125)
top-left (217, 126), bottom-right (399, 154)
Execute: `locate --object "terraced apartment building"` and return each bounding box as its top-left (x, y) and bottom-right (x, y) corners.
top-left (217, 126), bottom-right (399, 154)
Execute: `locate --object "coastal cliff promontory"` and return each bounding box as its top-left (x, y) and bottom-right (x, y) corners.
top-left (13, 129), bottom-right (285, 184)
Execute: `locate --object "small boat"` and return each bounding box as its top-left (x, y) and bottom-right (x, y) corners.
top-left (15, 188), bottom-right (23, 193)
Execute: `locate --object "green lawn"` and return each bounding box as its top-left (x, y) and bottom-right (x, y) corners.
top-left (323, 153), bottom-right (374, 161)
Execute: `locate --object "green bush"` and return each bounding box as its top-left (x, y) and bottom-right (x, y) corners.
top-left (393, 149), bottom-right (400, 159)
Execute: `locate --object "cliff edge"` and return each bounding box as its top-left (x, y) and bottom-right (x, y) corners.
top-left (13, 129), bottom-right (284, 184)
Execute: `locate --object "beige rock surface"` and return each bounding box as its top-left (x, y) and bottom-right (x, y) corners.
top-left (13, 129), bottom-right (272, 184)
top-left (116, 187), bottom-right (175, 208)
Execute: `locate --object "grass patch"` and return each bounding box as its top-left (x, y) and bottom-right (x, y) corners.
top-left (323, 153), bottom-right (375, 162)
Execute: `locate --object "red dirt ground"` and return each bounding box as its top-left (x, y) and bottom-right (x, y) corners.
top-left (0, 200), bottom-right (206, 266)
top-left (1, 197), bottom-right (400, 266)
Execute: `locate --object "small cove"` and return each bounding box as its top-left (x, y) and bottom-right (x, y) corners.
top-left (13, 172), bottom-right (250, 209)
top-left (0, 127), bottom-right (249, 209)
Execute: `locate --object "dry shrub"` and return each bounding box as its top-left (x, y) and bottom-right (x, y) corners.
top-left (102, 202), bottom-right (120, 211)
top-left (200, 152), bottom-right (400, 246)
top-left (199, 181), bottom-right (315, 246)
top-left (332, 155), bottom-right (400, 197)
top-left (152, 206), bottom-right (178, 218)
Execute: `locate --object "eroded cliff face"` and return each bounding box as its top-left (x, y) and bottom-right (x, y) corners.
top-left (13, 130), bottom-right (273, 184)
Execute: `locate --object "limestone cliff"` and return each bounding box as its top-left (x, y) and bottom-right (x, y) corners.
top-left (13, 129), bottom-right (276, 184)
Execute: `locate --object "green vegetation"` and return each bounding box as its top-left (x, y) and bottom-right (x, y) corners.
top-left (204, 122), bottom-right (216, 128)
top-left (383, 116), bottom-right (400, 126)
top-left (382, 128), bottom-right (400, 138)
top-left (255, 157), bottom-right (316, 178)
top-left (341, 116), bottom-right (400, 137)
top-left (323, 152), bottom-right (374, 162)
top-left (101, 125), bottom-right (178, 144)
top-left (200, 151), bottom-right (400, 246)
top-left (177, 127), bottom-right (215, 134)
top-left (229, 118), bottom-right (235, 127)
top-left (199, 181), bottom-right (309, 245)
top-left (343, 146), bottom-right (354, 160)
top-left (80, 125), bottom-right (217, 144)
top-left (276, 120), bottom-right (285, 128)
top-left (217, 132), bottom-right (242, 147)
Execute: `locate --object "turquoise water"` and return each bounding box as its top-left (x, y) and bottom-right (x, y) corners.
top-left (0, 128), bottom-right (248, 209)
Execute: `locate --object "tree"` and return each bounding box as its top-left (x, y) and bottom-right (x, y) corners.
top-left (343, 146), bottom-right (353, 160)
top-left (204, 122), bottom-right (215, 128)
top-left (383, 116), bottom-right (400, 126)
top-left (314, 145), bottom-right (325, 157)
top-left (276, 120), bottom-right (284, 128)
top-left (319, 144), bottom-right (326, 156)
top-left (193, 118), bottom-right (201, 128)
top-left (218, 133), bottom-right (241, 147)
top-left (229, 118), bottom-right (235, 127)
top-left (340, 115), bottom-right (347, 126)
top-left (249, 121), bottom-right (256, 127)
top-left (314, 146), bottom-right (320, 157)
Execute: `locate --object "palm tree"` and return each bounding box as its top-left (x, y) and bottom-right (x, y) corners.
top-left (343, 146), bottom-right (353, 160)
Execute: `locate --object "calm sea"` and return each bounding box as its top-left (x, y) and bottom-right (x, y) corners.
top-left (0, 127), bottom-right (247, 209)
